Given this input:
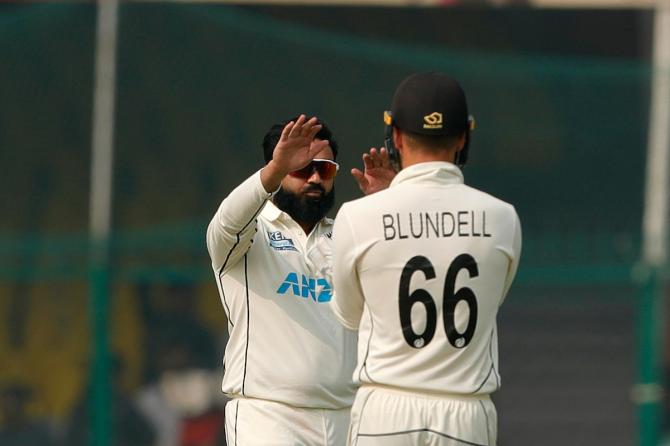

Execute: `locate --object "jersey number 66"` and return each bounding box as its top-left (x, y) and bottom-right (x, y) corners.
top-left (398, 254), bottom-right (478, 350)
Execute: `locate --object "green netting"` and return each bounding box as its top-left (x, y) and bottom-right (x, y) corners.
top-left (0, 3), bottom-right (663, 446)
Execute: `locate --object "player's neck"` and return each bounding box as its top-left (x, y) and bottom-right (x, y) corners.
top-left (400, 148), bottom-right (456, 169)
top-left (297, 220), bottom-right (317, 235)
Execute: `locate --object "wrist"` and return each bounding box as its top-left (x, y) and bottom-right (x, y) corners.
top-left (260, 161), bottom-right (287, 193)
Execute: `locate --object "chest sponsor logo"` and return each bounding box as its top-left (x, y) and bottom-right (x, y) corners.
top-left (267, 231), bottom-right (298, 252)
top-left (276, 272), bottom-right (332, 303)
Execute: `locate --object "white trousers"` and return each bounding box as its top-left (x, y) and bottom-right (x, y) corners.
top-left (347, 386), bottom-right (497, 446)
top-left (225, 397), bottom-right (350, 446)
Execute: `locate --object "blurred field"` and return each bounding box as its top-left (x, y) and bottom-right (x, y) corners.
top-left (0, 2), bottom-right (658, 445)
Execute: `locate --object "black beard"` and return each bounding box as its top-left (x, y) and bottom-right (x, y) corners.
top-left (273, 184), bottom-right (335, 229)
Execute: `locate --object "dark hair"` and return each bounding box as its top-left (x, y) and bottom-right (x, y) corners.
top-left (403, 130), bottom-right (463, 153)
top-left (262, 117), bottom-right (339, 164)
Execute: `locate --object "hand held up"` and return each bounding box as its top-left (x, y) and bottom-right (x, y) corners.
top-left (352, 147), bottom-right (397, 195)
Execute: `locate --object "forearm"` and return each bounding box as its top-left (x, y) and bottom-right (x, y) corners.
top-left (206, 170), bottom-right (273, 270)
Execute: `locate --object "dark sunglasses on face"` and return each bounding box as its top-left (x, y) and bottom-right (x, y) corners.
top-left (288, 159), bottom-right (340, 180)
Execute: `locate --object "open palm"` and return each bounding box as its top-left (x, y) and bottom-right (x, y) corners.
top-left (352, 147), bottom-right (397, 195)
top-left (272, 115), bottom-right (329, 174)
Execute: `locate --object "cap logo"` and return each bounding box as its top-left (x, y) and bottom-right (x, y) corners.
top-left (423, 112), bottom-right (443, 129)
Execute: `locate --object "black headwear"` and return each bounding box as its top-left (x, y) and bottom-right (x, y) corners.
top-left (384, 72), bottom-right (475, 169)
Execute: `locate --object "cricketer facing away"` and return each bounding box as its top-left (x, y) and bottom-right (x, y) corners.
top-left (206, 115), bottom-right (394, 445)
top-left (331, 72), bottom-right (522, 446)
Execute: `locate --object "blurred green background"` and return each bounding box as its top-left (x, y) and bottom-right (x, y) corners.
top-left (0, 2), bottom-right (658, 445)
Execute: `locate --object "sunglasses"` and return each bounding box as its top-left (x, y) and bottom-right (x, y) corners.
top-left (288, 159), bottom-right (339, 180)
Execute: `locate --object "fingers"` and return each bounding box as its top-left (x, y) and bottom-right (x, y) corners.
top-left (362, 148), bottom-right (376, 171)
top-left (287, 115), bottom-right (323, 141)
top-left (287, 115), bottom-right (306, 138)
top-left (309, 139), bottom-right (330, 157)
top-left (306, 120), bottom-right (323, 141)
top-left (362, 153), bottom-right (372, 171)
top-left (379, 147), bottom-right (391, 168)
top-left (302, 116), bottom-right (320, 137)
top-left (280, 120), bottom-right (295, 142)
top-left (351, 168), bottom-right (368, 191)
top-left (363, 148), bottom-right (387, 170)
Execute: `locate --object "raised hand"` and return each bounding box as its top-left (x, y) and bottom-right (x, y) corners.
top-left (260, 115), bottom-right (329, 192)
top-left (271, 115), bottom-right (329, 175)
top-left (352, 147), bottom-right (397, 195)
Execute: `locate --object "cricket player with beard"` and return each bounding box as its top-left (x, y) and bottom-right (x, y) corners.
top-left (330, 73), bottom-right (522, 446)
top-left (206, 115), bottom-right (394, 445)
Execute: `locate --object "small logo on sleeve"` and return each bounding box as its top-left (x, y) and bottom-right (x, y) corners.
top-left (267, 231), bottom-right (298, 252)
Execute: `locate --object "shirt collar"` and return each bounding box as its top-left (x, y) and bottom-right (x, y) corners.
top-left (262, 200), bottom-right (285, 222)
top-left (390, 161), bottom-right (464, 188)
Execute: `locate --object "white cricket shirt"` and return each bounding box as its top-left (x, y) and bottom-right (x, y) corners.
top-left (206, 170), bottom-right (357, 409)
top-left (331, 161), bottom-right (521, 396)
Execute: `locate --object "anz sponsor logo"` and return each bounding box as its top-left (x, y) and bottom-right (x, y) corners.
top-left (267, 231), bottom-right (298, 252)
top-left (276, 272), bottom-right (332, 303)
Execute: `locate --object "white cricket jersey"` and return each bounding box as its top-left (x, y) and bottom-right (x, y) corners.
top-left (331, 161), bottom-right (521, 396)
top-left (206, 170), bottom-right (357, 409)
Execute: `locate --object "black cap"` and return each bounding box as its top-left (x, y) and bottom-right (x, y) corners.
top-left (390, 72), bottom-right (469, 136)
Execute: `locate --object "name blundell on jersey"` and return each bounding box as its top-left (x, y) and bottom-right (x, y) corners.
top-left (382, 210), bottom-right (491, 241)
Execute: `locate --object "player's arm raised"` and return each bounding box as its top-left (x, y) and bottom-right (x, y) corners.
top-left (207, 115), bottom-right (327, 273)
top-left (206, 169), bottom-right (270, 274)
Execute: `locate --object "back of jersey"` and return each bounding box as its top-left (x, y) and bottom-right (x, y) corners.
top-left (332, 162), bottom-right (521, 396)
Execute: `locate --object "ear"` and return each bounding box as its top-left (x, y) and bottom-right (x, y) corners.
top-left (455, 133), bottom-right (466, 153)
top-left (392, 127), bottom-right (404, 152)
